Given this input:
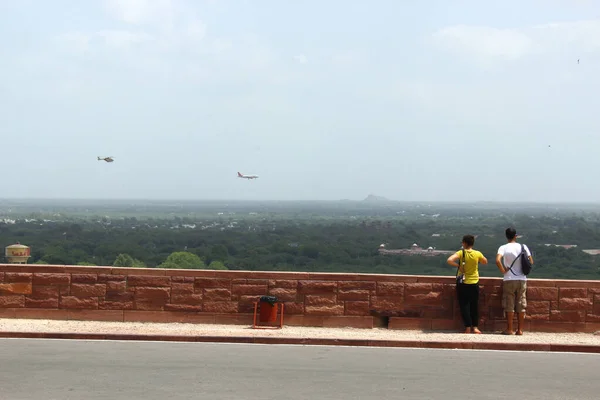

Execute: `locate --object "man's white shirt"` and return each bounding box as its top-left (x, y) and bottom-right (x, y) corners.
top-left (497, 242), bottom-right (531, 281)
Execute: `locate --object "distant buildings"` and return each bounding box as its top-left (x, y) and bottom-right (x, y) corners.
top-left (544, 244), bottom-right (578, 249)
top-left (378, 243), bottom-right (454, 257)
top-left (583, 249), bottom-right (600, 256)
top-left (545, 244), bottom-right (600, 256)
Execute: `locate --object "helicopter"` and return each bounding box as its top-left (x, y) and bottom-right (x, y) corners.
top-left (97, 156), bottom-right (114, 162)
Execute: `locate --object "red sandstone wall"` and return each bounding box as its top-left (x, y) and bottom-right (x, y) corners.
top-left (0, 264), bottom-right (599, 333)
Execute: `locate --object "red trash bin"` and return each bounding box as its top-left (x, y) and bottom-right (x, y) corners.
top-left (258, 296), bottom-right (278, 323)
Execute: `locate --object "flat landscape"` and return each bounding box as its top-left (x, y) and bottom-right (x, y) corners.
top-left (1, 199), bottom-right (599, 280)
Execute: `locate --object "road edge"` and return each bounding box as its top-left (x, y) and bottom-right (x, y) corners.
top-left (0, 331), bottom-right (599, 353)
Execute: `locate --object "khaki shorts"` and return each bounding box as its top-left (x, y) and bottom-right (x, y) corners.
top-left (502, 280), bottom-right (527, 313)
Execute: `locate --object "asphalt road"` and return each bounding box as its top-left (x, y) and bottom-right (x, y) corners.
top-left (1, 339), bottom-right (599, 399)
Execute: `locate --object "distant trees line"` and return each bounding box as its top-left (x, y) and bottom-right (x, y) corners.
top-left (0, 213), bottom-right (599, 280)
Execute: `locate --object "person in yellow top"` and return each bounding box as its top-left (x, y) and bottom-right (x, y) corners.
top-left (447, 234), bottom-right (488, 334)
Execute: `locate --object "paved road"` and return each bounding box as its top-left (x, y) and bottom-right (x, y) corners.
top-left (1, 339), bottom-right (599, 399)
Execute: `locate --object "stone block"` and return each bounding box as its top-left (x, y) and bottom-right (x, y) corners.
top-left (404, 283), bottom-right (433, 295)
top-left (170, 294), bottom-right (203, 305)
top-left (203, 301), bottom-right (238, 313)
top-left (4, 273), bottom-right (32, 283)
top-left (231, 284), bottom-right (268, 296)
top-left (527, 300), bottom-right (550, 314)
top-left (370, 296), bottom-right (404, 311)
top-left (33, 273), bottom-right (70, 285)
top-left (305, 304), bottom-right (344, 316)
top-left (71, 284), bottom-right (106, 297)
top-left (194, 278), bottom-right (231, 289)
top-left (559, 298), bottom-right (593, 311)
top-left (338, 281), bottom-right (376, 291)
top-left (0, 282), bottom-right (32, 295)
top-left (106, 281), bottom-right (127, 293)
top-left (305, 294), bottom-right (337, 306)
top-left (404, 291), bottom-right (442, 305)
top-left (550, 310), bottom-right (585, 323)
top-left (376, 282), bottom-right (404, 296)
top-left (560, 288), bottom-right (587, 298)
top-left (267, 288), bottom-right (297, 302)
top-left (127, 276), bottom-right (170, 287)
top-left (134, 287), bottom-right (170, 310)
top-left (298, 281), bottom-right (337, 294)
top-left (203, 288), bottom-right (231, 301)
top-left (338, 289), bottom-right (369, 301)
top-left (527, 287), bottom-right (558, 301)
top-left (268, 280), bottom-right (298, 289)
top-left (71, 274), bottom-right (98, 284)
top-left (344, 301), bottom-right (370, 316)
top-left (0, 295), bottom-right (24, 308)
top-left (60, 296), bottom-right (99, 309)
top-left (170, 283), bottom-right (194, 294)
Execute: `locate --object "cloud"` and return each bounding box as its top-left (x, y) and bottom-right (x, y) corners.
top-left (100, 0), bottom-right (206, 47)
top-left (293, 54), bottom-right (308, 64)
top-left (103, 0), bottom-right (177, 27)
top-left (4, 0), bottom-right (302, 103)
top-left (54, 32), bottom-right (92, 52)
top-left (432, 25), bottom-right (533, 60)
top-left (186, 20), bottom-right (207, 41)
top-left (52, 1), bottom-right (214, 62)
top-left (432, 19), bottom-right (600, 62)
top-left (97, 30), bottom-right (153, 49)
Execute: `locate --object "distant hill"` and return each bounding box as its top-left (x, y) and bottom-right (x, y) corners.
top-left (363, 194), bottom-right (392, 203)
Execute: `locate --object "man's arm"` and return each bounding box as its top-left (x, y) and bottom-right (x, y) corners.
top-left (495, 253), bottom-right (507, 274)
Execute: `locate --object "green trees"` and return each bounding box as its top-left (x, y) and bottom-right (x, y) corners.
top-left (207, 260), bottom-right (228, 270)
top-left (158, 251), bottom-right (205, 269)
top-left (113, 253), bottom-right (146, 268)
top-left (207, 244), bottom-right (229, 264)
top-left (0, 204), bottom-right (599, 280)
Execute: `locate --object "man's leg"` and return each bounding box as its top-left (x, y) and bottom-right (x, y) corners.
top-left (502, 281), bottom-right (516, 334)
top-left (516, 312), bottom-right (525, 335)
top-left (505, 312), bottom-right (515, 334)
top-left (516, 281), bottom-right (527, 335)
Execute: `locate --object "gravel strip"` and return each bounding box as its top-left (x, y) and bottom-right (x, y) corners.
top-left (1, 319), bottom-right (599, 345)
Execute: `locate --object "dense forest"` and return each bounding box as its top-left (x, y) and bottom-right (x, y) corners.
top-left (1, 199), bottom-right (600, 280)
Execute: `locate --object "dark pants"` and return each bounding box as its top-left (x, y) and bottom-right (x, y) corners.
top-left (457, 283), bottom-right (479, 327)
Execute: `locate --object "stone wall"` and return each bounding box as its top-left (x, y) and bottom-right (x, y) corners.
top-left (0, 264), bottom-right (599, 332)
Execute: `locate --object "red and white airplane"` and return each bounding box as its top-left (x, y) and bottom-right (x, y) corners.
top-left (237, 172), bottom-right (259, 179)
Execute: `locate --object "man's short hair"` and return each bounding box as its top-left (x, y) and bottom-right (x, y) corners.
top-left (462, 234), bottom-right (475, 247)
top-left (505, 227), bottom-right (517, 240)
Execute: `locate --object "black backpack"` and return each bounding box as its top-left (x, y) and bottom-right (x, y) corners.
top-left (507, 243), bottom-right (532, 276)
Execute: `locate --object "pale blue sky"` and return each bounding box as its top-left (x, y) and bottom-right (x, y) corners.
top-left (1, 0), bottom-right (600, 202)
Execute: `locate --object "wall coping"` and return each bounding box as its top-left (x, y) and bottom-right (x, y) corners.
top-left (2, 263), bottom-right (600, 288)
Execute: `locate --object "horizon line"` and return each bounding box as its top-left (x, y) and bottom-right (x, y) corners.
top-left (0, 197), bottom-right (600, 205)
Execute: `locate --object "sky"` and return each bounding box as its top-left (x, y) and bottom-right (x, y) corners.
top-left (1, 0), bottom-right (600, 202)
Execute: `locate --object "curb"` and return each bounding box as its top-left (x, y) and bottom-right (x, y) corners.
top-left (1, 331), bottom-right (599, 353)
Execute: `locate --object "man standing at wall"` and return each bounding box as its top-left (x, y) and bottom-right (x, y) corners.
top-left (496, 227), bottom-right (534, 335)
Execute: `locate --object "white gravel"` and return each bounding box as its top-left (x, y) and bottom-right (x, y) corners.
top-left (1, 318), bottom-right (599, 345)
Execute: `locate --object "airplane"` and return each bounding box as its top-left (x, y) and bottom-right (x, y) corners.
top-left (237, 172), bottom-right (258, 179)
top-left (98, 156), bottom-right (114, 162)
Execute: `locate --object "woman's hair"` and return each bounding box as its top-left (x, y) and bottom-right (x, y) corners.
top-left (462, 234), bottom-right (475, 247)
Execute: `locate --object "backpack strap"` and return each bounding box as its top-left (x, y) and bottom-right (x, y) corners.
top-left (456, 249), bottom-right (465, 277)
top-left (506, 243), bottom-right (525, 275)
